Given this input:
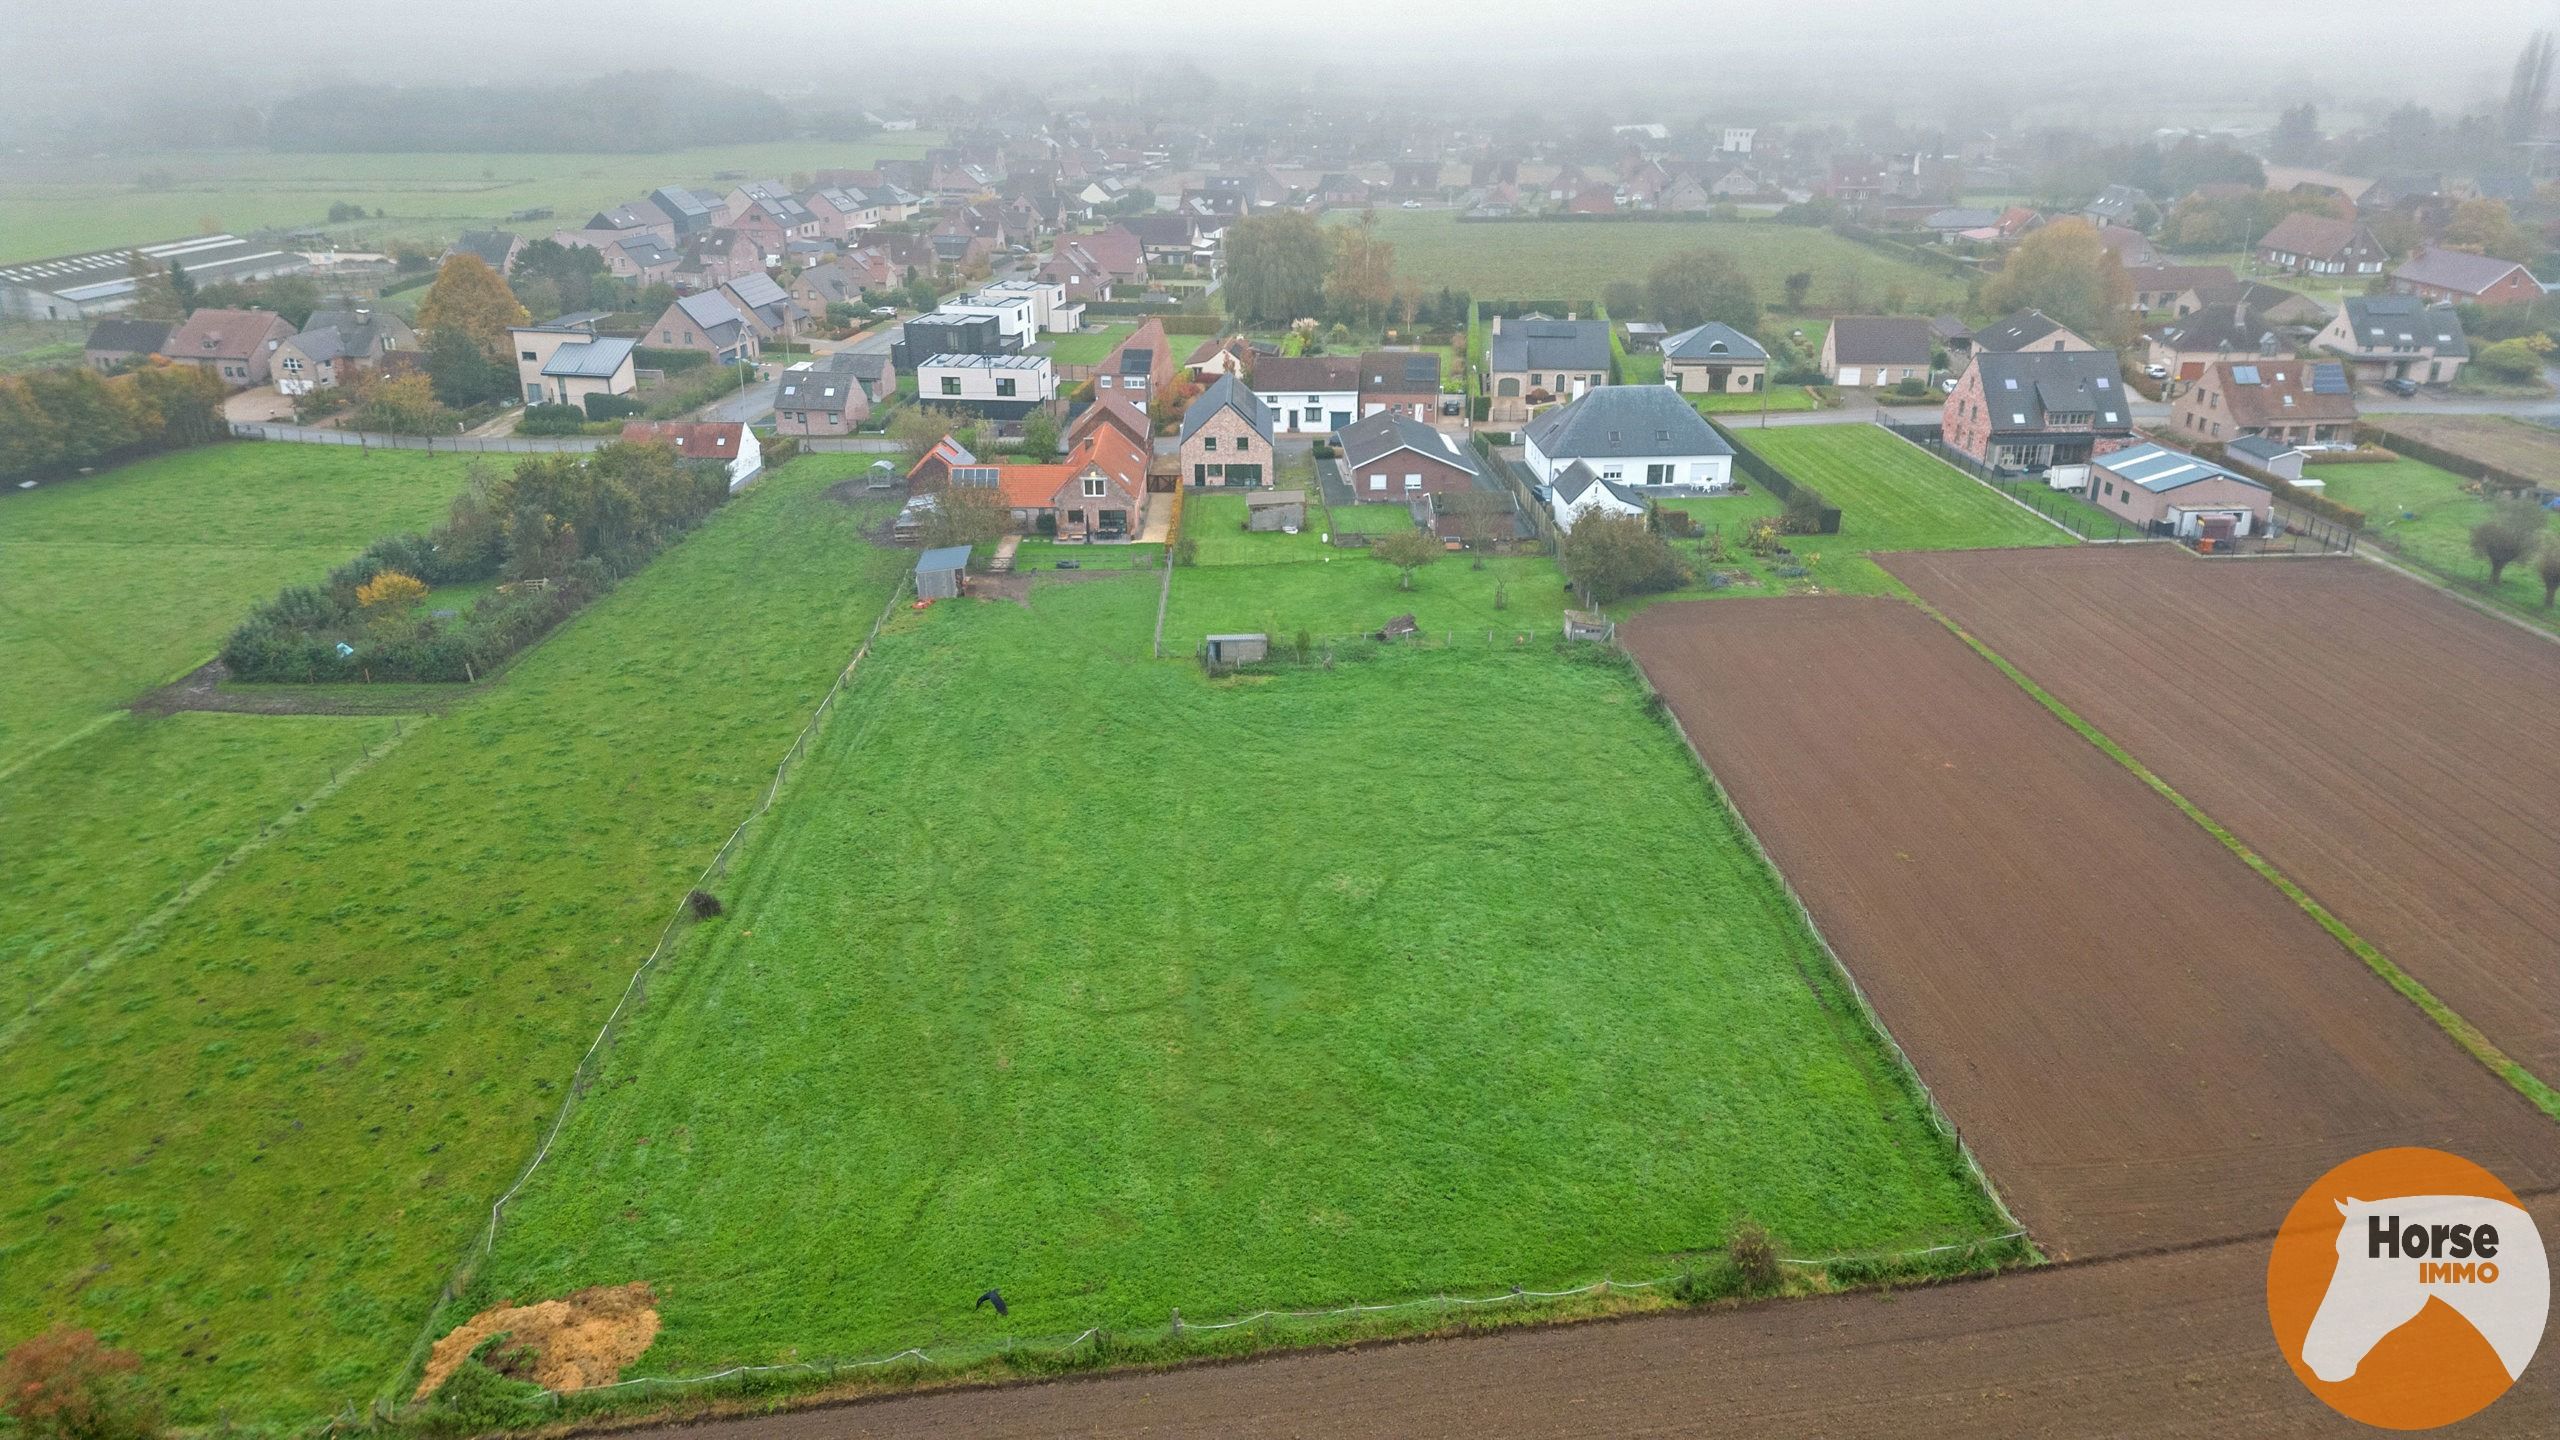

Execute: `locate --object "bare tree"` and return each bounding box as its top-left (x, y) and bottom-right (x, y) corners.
top-left (2471, 497), bottom-right (2548, 584)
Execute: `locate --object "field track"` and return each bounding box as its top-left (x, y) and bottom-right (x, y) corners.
top-left (611, 1192), bottom-right (2560, 1438)
top-left (1617, 597), bottom-right (2557, 1260)
top-left (1888, 547), bottom-right (2560, 1081)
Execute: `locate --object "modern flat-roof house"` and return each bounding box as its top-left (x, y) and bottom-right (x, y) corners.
top-left (510, 324), bottom-right (637, 407)
top-left (1250, 354), bottom-right (1361, 434)
top-left (891, 311), bottom-right (1008, 371)
top-left (1941, 349), bottom-right (2136, 487)
top-left (648, 290), bottom-right (758, 366)
top-left (83, 317), bottom-right (171, 372)
top-left (1486, 316), bottom-right (1611, 424)
top-left (1357, 349), bottom-right (1443, 419)
top-left (2255, 213), bottom-right (2388, 277)
top-left (2314, 295), bottom-right (2469, 387)
top-left (918, 352), bottom-right (1054, 420)
top-left (2087, 442), bottom-right (2271, 539)
top-left (1177, 374), bottom-right (1275, 486)
top-left (1335, 411), bottom-right (1483, 502)
top-left (2171, 359), bottom-right (2358, 448)
top-left (1658, 322), bottom-right (1768, 395)
top-left (620, 420), bottom-right (764, 491)
top-left (0, 234), bottom-right (310, 320)
top-left (1820, 316), bottom-right (1933, 387)
top-left (2386, 247), bottom-right (2543, 308)
top-left (1523, 385), bottom-right (1735, 503)
top-left (161, 307), bottom-right (297, 387)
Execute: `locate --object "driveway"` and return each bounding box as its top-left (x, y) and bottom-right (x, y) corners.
top-left (222, 388), bottom-right (295, 423)
top-left (693, 370), bottom-right (778, 424)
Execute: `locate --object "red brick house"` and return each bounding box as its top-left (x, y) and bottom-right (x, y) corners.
top-left (2387, 247), bottom-right (2544, 307)
top-left (1036, 226), bottom-right (1146, 302)
top-left (986, 425), bottom-right (1153, 540)
top-left (1335, 411), bottom-right (1482, 502)
top-left (1176, 374), bottom-right (1275, 486)
top-left (1095, 317), bottom-right (1175, 397)
top-left (2255, 213), bottom-right (2388, 277)
top-left (1941, 350), bottom-right (2136, 486)
top-left (161, 307), bottom-right (296, 387)
top-left (1357, 349), bottom-right (1442, 421)
top-left (2171, 359), bottom-right (2358, 448)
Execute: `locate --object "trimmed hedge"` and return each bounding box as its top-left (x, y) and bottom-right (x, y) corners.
top-left (1712, 420), bottom-right (1842, 533)
top-left (636, 346), bottom-right (713, 373)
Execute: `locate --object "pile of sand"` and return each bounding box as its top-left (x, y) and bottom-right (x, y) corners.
top-left (415, 1282), bottom-right (660, 1399)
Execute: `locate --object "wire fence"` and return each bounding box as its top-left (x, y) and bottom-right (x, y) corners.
top-left (376, 573), bottom-right (916, 1416)
top-left (229, 422), bottom-right (609, 453)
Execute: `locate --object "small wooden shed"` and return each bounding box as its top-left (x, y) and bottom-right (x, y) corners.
top-left (915, 545), bottom-right (971, 601)
top-left (1245, 489), bottom-right (1308, 532)
top-left (1201, 633), bottom-right (1270, 670)
top-left (1564, 609), bottom-right (1615, 642)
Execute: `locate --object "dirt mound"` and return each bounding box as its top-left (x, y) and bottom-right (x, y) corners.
top-left (416, 1282), bottom-right (660, 1399)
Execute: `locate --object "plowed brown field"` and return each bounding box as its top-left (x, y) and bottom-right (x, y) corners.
top-left (1618, 596), bottom-right (2558, 1261)
top-left (1888, 547), bottom-right (2560, 1081)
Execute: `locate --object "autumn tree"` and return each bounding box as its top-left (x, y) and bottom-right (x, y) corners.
top-left (1561, 509), bottom-right (1692, 603)
top-left (348, 371), bottom-right (449, 435)
top-left (416, 253), bottom-right (529, 365)
top-left (1224, 212), bottom-right (1330, 325)
top-left (1980, 218), bottom-right (2132, 344)
top-left (1326, 209), bottom-right (1398, 326)
top-left (356, 570), bottom-right (429, 610)
top-left (889, 406), bottom-right (954, 472)
top-left (1019, 407), bottom-right (1059, 461)
top-left (0, 1328), bottom-right (162, 1440)
top-left (1645, 248), bottom-right (1759, 333)
top-left (124, 251), bottom-right (184, 321)
top-left (2470, 496), bottom-right (2548, 584)
top-left (1370, 524), bottom-right (1442, 590)
top-left (2443, 199), bottom-right (2536, 263)
top-left (918, 479), bottom-right (1010, 550)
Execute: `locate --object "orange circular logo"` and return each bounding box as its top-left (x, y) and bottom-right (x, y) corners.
top-left (2268, 1148), bottom-right (2549, 1429)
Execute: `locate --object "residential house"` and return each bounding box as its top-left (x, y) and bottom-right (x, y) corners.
top-left (1485, 315), bottom-right (1611, 423)
top-left (673, 228), bottom-right (765, 293)
top-left (774, 351), bottom-right (894, 435)
top-left (1249, 354), bottom-right (1362, 434)
top-left (271, 306), bottom-right (415, 394)
top-left (1036, 227), bottom-right (1146, 302)
top-left (974, 424), bottom-right (1152, 541)
top-left (1658, 322), bottom-right (1768, 395)
top-left (918, 352), bottom-right (1054, 419)
top-left (1545, 464), bottom-right (1653, 532)
top-left (1336, 410), bottom-right (1484, 503)
top-left (906, 433), bottom-right (977, 490)
top-left (1067, 391), bottom-right (1152, 452)
top-left (1095, 317), bottom-right (1173, 397)
top-left (1186, 334), bottom-right (1257, 379)
top-left (648, 290), bottom-right (759, 365)
top-left (1177, 374), bottom-right (1276, 485)
top-left (1121, 214), bottom-right (1207, 269)
top-left (446, 230), bottom-right (524, 278)
top-left (790, 262), bottom-right (867, 314)
top-left (620, 420), bottom-right (763, 492)
top-left (892, 311), bottom-right (1006, 370)
top-left (1820, 316), bottom-right (1933, 387)
top-left (509, 324), bottom-right (636, 407)
top-left (2387, 247), bottom-right (2544, 308)
top-left (802, 186), bottom-right (884, 241)
top-left (2124, 264), bottom-right (2240, 313)
top-left (1522, 386), bottom-right (1735, 507)
top-left (1970, 309), bottom-right (2099, 359)
top-left (606, 235), bottom-right (679, 286)
top-left (2080, 185), bottom-right (2156, 230)
top-left (161, 307), bottom-right (296, 387)
top-left (2175, 280), bottom-right (2328, 328)
top-left (1357, 349), bottom-right (1443, 420)
top-left (2171, 359), bottom-right (2358, 448)
top-left (974, 278), bottom-right (1081, 334)
top-left (1942, 349), bottom-right (2137, 486)
top-left (2146, 304), bottom-right (2294, 389)
top-left (2255, 213), bottom-right (2388, 277)
top-left (2314, 294), bottom-right (2470, 387)
top-left (2096, 225), bottom-right (2159, 268)
top-left (720, 272), bottom-right (805, 343)
top-left (2086, 442), bottom-right (2271, 539)
top-left (83, 317), bottom-right (170, 372)
top-left (646, 186), bottom-right (717, 237)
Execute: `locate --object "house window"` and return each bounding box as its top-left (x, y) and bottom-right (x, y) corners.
top-left (1403, 474), bottom-right (1422, 491)
top-left (942, 377), bottom-right (962, 395)
top-left (282, 357), bottom-right (302, 373)
top-left (1531, 373), bottom-right (1544, 387)
top-left (1202, 435), bottom-right (1218, 451)
top-left (1645, 463), bottom-right (1672, 484)
top-left (1302, 406), bottom-right (1321, 423)
top-left (1233, 436), bottom-right (1248, 452)
top-left (1082, 475), bottom-right (1105, 497)
top-left (1369, 474), bottom-right (1387, 491)
top-left (521, 351), bottom-right (538, 362)
top-left (1067, 509), bottom-right (1084, 523)
top-left (997, 378), bottom-right (1017, 397)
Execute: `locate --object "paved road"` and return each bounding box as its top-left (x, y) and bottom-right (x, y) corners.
top-left (604, 1198), bottom-right (2560, 1438)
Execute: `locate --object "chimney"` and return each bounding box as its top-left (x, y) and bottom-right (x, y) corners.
top-left (1490, 315), bottom-right (1502, 335)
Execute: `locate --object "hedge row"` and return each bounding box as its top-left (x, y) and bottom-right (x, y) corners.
top-left (1712, 420), bottom-right (1843, 533)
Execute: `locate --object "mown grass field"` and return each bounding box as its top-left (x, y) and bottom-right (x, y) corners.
top-left (0, 457), bottom-right (915, 1424)
top-left (1324, 502), bottom-right (1421, 534)
top-left (466, 577), bottom-right (2010, 1382)
top-left (1183, 492), bottom-right (1328, 565)
top-left (0, 139), bottom-right (942, 262)
top-left (2, 711), bottom-right (400, 1018)
top-left (1735, 427), bottom-right (2076, 554)
top-left (0, 444), bottom-right (480, 770)
top-left (1329, 211), bottom-right (1966, 310)
top-left (2311, 456), bottom-right (2559, 632)
top-left (1043, 323), bottom-right (1136, 366)
top-left (1162, 551), bottom-right (1570, 653)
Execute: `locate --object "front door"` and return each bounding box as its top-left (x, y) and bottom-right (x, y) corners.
top-left (526, 383), bottom-right (544, 403)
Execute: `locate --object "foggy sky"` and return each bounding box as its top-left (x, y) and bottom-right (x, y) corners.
top-left (8, 0), bottom-right (2560, 136)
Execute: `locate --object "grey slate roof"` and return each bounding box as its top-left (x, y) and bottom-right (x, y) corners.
top-left (450, 230), bottom-right (518, 270)
top-left (1828, 316), bottom-right (1934, 366)
top-left (1972, 309), bottom-right (2079, 353)
top-left (541, 336), bottom-right (636, 379)
top-left (1550, 460), bottom-right (1648, 510)
top-left (615, 236), bottom-right (676, 268)
top-left (726, 271), bottom-right (791, 310)
top-left (2392, 247), bottom-right (2536, 297)
top-left (1358, 349), bottom-right (1442, 389)
top-left (674, 289), bottom-right (748, 339)
top-left (1660, 322), bottom-right (1768, 363)
top-left (1488, 318), bottom-right (1610, 374)
top-left (916, 545), bottom-right (972, 574)
top-left (1179, 373), bottom-right (1274, 444)
top-left (2338, 295), bottom-right (2469, 358)
top-left (1336, 412), bottom-right (1481, 475)
top-left (2225, 434), bottom-right (2300, 466)
top-left (86, 317), bottom-right (171, 353)
top-left (1969, 351), bottom-right (2132, 434)
top-left (1523, 385), bottom-right (1731, 462)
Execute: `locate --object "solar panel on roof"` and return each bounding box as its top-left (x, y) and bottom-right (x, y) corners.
top-left (2309, 364), bottom-right (2350, 394)
top-left (2230, 365), bottom-right (2261, 385)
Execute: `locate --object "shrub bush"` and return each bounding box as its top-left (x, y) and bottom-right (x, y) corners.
top-left (0, 1328), bottom-right (162, 1440)
top-left (1727, 1220), bottom-right (1781, 1295)
top-left (518, 403), bottom-right (588, 436)
top-left (582, 392), bottom-right (644, 421)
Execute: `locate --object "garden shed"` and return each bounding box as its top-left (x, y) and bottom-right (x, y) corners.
top-left (915, 545), bottom-right (971, 601)
top-left (1201, 633), bottom-right (1269, 669)
top-left (1245, 490), bottom-right (1307, 531)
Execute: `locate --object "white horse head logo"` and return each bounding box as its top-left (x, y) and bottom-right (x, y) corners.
top-left (2302, 1195), bottom-right (2548, 1384)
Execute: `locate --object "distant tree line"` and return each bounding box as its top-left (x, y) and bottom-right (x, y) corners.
top-left (265, 73), bottom-right (786, 153)
top-left (0, 363), bottom-right (230, 485)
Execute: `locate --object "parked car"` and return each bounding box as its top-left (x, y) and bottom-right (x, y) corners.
top-left (2383, 377), bottom-right (2420, 397)
top-left (1400, 199), bottom-right (1423, 209)
top-left (870, 305), bottom-right (898, 316)
top-left (2143, 364), bottom-right (2170, 380)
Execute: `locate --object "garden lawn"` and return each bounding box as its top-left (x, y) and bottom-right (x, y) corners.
top-left (2364, 413), bottom-right (2560, 491)
top-left (467, 579), bottom-right (2010, 1381)
top-left (1695, 387), bottom-right (1823, 414)
top-left (1325, 502), bottom-right (1421, 534)
top-left (1335, 212), bottom-right (1964, 311)
top-left (1162, 551), bottom-right (1570, 652)
top-left (1005, 539), bottom-right (1165, 571)
top-left (0, 457), bottom-right (915, 1426)
top-left (2310, 457), bottom-right (2560, 632)
top-left (0, 443), bottom-right (480, 770)
top-left (1, 711), bottom-right (400, 1019)
top-left (1043, 323), bottom-right (1136, 366)
top-left (1183, 492), bottom-right (1328, 565)
top-left (1734, 427), bottom-right (2075, 553)
top-left (0, 140), bottom-right (942, 263)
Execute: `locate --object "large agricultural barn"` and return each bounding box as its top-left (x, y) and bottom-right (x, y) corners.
top-left (0, 233), bottom-right (312, 319)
